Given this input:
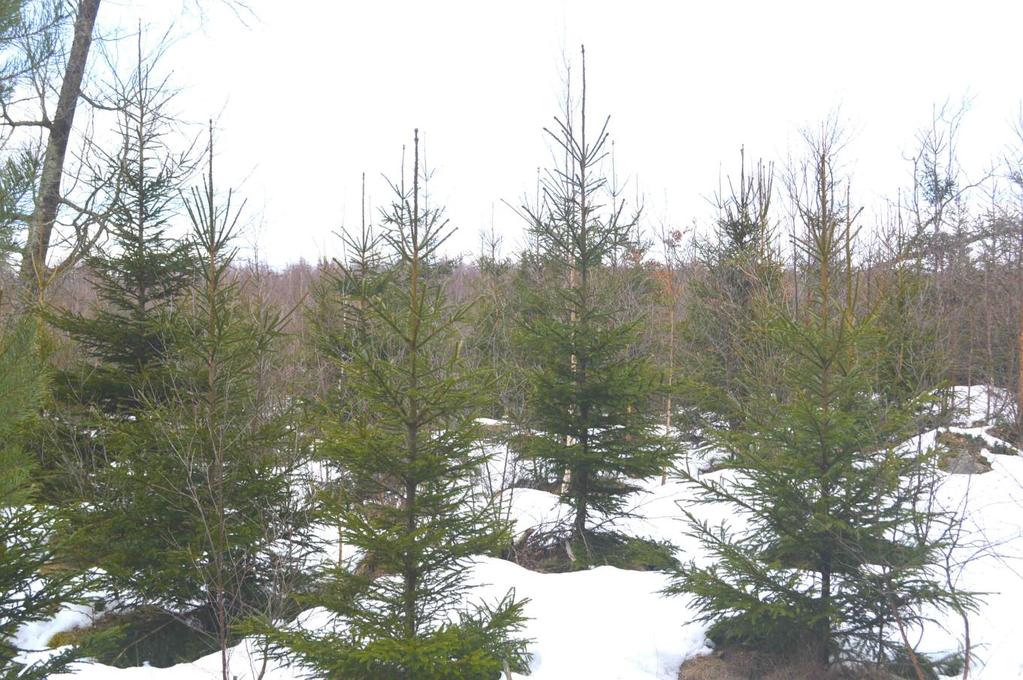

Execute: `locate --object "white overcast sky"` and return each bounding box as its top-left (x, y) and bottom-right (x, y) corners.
top-left (99, 0), bottom-right (1023, 267)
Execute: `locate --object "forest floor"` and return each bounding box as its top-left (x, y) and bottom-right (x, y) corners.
top-left (15, 386), bottom-right (1023, 680)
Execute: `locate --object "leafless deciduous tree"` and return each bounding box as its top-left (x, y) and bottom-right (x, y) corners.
top-left (3, 0), bottom-right (246, 301)
top-left (0, 0), bottom-right (103, 298)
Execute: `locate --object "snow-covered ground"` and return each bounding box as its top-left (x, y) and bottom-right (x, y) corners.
top-left (17, 386), bottom-right (1023, 679)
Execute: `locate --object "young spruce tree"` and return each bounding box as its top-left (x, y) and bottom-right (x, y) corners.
top-left (268, 132), bottom-right (527, 679)
top-left (668, 128), bottom-right (969, 673)
top-left (680, 149), bottom-right (779, 424)
top-left (39, 39), bottom-right (195, 502)
top-left (68, 139), bottom-right (309, 674)
top-left (49, 36), bottom-right (195, 412)
top-left (516, 47), bottom-right (671, 544)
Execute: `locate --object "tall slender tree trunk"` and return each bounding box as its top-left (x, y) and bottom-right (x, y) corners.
top-left (402, 130), bottom-right (423, 644)
top-left (572, 467), bottom-right (587, 538)
top-left (565, 46), bottom-right (589, 528)
top-left (562, 267), bottom-right (576, 496)
top-left (205, 154), bottom-right (230, 680)
top-left (983, 264), bottom-right (993, 420)
top-left (662, 290), bottom-right (674, 485)
top-left (818, 557), bottom-right (832, 668)
top-left (1015, 223), bottom-right (1023, 445)
top-left (19, 0), bottom-right (102, 296)
top-left (1017, 293), bottom-right (1023, 445)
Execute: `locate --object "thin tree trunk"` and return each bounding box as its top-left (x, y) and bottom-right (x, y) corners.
top-left (1015, 223), bottom-right (1023, 444)
top-left (819, 559), bottom-right (832, 668)
top-left (662, 291), bottom-right (674, 485)
top-left (890, 597), bottom-right (927, 680)
top-left (1018, 294), bottom-right (1023, 445)
top-left (572, 468), bottom-right (587, 539)
top-left (984, 264), bottom-right (993, 420)
top-left (402, 131), bottom-right (423, 644)
top-left (563, 267), bottom-right (576, 496)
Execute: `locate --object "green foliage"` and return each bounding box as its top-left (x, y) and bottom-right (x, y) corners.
top-left (48, 48), bottom-right (196, 412)
top-left (305, 207), bottom-right (395, 425)
top-left (873, 265), bottom-right (947, 407)
top-left (272, 592), bottom-right (528, 680)
top-left (669, 137), bottom-right (971, 670)
top-left (0, 150), bottom-right (38, 267)
top-left (516, 532), bottom-right (678, 574)
top-left (266, 133), bottom-right (527, 679)
top-left (0, 317), bottom-right (80, 680)
top-left (32, 45), bottom-right (197, 504)
top-left (516, 283), bottom-right (671, 534)
top-left (515, 52), bottom-right (672, 540)
top-left (679, 151), bottom-right (780, 422)
top-left (50, 607), bottom-right (219, 669)
top-left (0, 0), bottom-right (38, 267)
top-left (0, 0), bottom-right (23, 44)
top-left (65, 153), bottom-right (312, 668)
top-left (463, 231), bottom-right (524, 420)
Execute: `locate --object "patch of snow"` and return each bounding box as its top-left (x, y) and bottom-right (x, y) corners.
top-left (13, 602), bottom-right (92, 654)
top-left (25, 397), bottom-right (1023, 680)
top-left (497, 487), bottom-right (573, 537)
top-left (948, 385), bottom-right (1015, 427)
